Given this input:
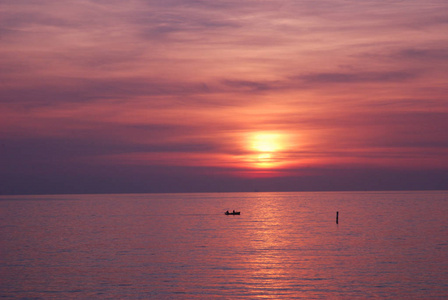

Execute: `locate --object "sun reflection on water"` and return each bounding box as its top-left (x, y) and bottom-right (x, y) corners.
top-left (238, 195), bottom-right (302, 296)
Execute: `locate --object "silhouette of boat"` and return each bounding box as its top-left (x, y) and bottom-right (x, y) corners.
top-left (225, 211), bottom-right (240, 215)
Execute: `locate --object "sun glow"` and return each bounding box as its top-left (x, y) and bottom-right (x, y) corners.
top-left (252, 133), bottom-right (282, 152)
top-left (248, 132), bottom-right (287, 168)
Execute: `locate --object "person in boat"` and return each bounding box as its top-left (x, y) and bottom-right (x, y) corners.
top-left (233, 210), bottom-right (235, 213)
top-left (226, 210), bottom-right (229, 214)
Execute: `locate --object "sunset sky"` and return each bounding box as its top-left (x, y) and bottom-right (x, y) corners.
top-left (1, 0), bottom-right (447, 194)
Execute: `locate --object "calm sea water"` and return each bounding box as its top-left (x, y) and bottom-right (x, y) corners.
top-left (1, 191), bottom-right (447, 299)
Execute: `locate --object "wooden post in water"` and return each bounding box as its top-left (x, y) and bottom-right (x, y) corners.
top-left (336, 211), bottom-right (339, 224)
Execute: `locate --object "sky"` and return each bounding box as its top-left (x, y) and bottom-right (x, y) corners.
top-left (1, 0), bottom-right (447, 194)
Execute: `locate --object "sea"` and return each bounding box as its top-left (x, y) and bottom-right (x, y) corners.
top-left (1, 191), bottom-right (447, 299)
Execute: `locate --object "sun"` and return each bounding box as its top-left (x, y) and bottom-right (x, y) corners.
top-left (248, 132), bottom-right (286, 168)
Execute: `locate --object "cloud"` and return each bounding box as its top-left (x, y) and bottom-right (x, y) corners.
top-left (397, 48), bottom-right (448, 61)
top-left (0, 77), bottom-right (213, 107)
top-left (298, 71), bottom-right (419, 84)
top-left (222, 79), bottom-right (274, 92)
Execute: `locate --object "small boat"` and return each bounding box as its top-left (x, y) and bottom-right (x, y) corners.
top-left (225, 211), bottom-right (240, 215)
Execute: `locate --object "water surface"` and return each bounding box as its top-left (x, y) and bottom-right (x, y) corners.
top-left (1, 191), bottom-right (447, 299)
